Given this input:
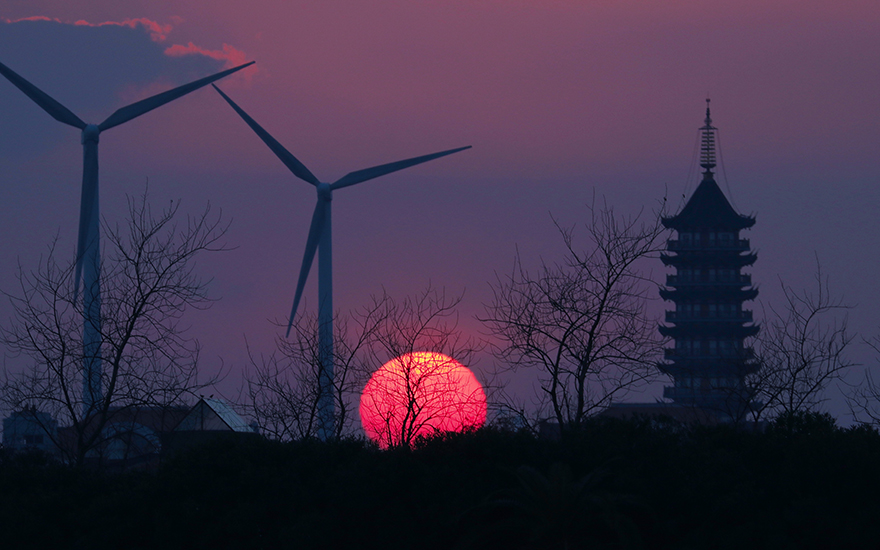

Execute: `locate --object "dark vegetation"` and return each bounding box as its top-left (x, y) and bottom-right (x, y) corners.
top-left (2, 412), bottom-right (879, 550)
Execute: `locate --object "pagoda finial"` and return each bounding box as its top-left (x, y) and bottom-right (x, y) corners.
top-left (700, 98), bottom-right (717, 176)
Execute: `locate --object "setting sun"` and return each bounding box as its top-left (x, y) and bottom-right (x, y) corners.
top-left (359, 352), bottom-right (487, 448)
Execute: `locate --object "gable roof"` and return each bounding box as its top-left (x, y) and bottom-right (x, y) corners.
top-left (173, 398), bottom-right (253, 432)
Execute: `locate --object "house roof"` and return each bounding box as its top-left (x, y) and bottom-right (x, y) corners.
top-left (173, 398), bottom-right (253, 432)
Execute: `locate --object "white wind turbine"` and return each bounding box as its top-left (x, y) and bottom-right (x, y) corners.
top-left (0, 60), bottom-right (254, 415)
top-left (213, 84), bottom-right (470, 439)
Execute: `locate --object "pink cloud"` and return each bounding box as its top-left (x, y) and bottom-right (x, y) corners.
top-left (2, 16), bottom-right (250, 69)
top-left (164, 42), bottom-right (248, 70)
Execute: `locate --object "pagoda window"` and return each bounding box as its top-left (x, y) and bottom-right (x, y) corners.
top-left (680, 232), bottom-right (693, 244)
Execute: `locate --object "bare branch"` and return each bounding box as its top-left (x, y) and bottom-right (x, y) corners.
top-left (748, 263), bottom-right (855, 422)
top-left (0, 190), bottom-right (228, 466)
top-left (481, 198), bottom-right (668, 433)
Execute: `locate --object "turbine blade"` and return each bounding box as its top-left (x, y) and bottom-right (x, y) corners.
top-left (212, 84), bottom-right (320, 186)
top-left (0, 60), bottom-right (86, 129)
top-left (287, 200), bottom-right (328, 337)
top-left (98, 61), bottom-right (255, 132)
top-left (331, 145), bottom-right (471, 190)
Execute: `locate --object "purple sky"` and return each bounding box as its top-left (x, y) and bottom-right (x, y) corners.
top-left (1, 1), bottom-right (879, 422)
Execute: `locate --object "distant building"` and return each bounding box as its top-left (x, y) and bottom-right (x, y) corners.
top-left (2, 407), bottom-right (59, 455)
top-left (598, 402), bottom-right (722, 426)
top-left (174, 397), bottom-right (256, 433)
top-left (161, 397), bottom-right (260, 456)
top-left (656, 102), bottom-right (760, 421)
top-left (81, 405), bottom-right (191, 468)
top-left (2, 397), bottom-right (259, 468)
top-left (601, 104), bottom-right (760, 425)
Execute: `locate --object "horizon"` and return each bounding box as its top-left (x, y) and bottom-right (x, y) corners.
top-left (1, 1), bottom-right (878, 427)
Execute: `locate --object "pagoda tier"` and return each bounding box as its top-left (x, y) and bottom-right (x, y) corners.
top-left (659, 287), bottom-right (759, 302)
top-left (656, 101), bottom-right (759, 420)
top-left (659, 323), bottom-right (759, 339)
top-left (657, 351), bottom-right (759, 377)
top-left (661, 251), bottom-right (757, 269)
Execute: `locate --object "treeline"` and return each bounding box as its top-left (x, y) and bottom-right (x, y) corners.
top-left (2, 412), bottom-right (879, 550)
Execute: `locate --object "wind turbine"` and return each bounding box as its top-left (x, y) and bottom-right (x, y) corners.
top-left (212, 84), bottom-right (470, 439)
top-left (0, 59), bottom-right (255, 415)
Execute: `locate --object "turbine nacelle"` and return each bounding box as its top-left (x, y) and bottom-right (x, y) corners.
top-left (81, 124), bottom-right (100, 144)
top-left (317, 182), bottom-right (333, 201)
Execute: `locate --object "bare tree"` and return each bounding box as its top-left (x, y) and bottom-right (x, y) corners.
top-left (481, 201), bottom-right (667, 433)
top-left (361, 285), bottom-right (484, 448)
top-left (245, 300), bottom-right (386, 441)
top-left (747, 265), bottom-right (855, 422)
top-left (1, 192), bottom-right (227, 466)
top-left (245, 285), bottom-right (484, 447)
top-left (844, 335), bottom-right (880, 426)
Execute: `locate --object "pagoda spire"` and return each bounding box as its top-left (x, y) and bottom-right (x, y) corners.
top-left (700, 98), bottom-right (717, 176)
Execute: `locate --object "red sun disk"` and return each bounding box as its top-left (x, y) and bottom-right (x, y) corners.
top-left (360, 352), bottom-right (487, 448)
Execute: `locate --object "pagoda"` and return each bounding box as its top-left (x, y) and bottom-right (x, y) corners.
top-left (658, 102), bottom-right (759, 419)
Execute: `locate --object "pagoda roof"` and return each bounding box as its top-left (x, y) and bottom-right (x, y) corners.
top-left (663, 174), bottom-right (755, 231)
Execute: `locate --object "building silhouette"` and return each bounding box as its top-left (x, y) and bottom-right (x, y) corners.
top-left (657, 102), bottom-right (759, 420)
top-left (2, 407), bottom-right (59, 456)
top-left (1, 397), bottom-right (258, 469)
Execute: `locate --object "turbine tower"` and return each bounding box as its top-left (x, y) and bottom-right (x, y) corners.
top-left (212, 84), bottom-right (470, 439)
top-left (0, 60), bottom-right (255, 415)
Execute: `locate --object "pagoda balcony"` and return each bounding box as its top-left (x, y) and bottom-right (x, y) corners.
top-left (661, 252), bottom-right (758, 268)
top-left (666, 274), bottom-right (751, 286)
top-left (667, 239), bottom-right (750, 252)
top-left (665, 311), bottom-right (753, 323)
top-left (660, 323), bottom-right (760, 339)
top-left (660, 287), bottom-right (759, 302)
top-left (664, 347), bottom-right (755, 361)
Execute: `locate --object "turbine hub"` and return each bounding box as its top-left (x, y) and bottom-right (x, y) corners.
top-left (81, 124), bottom-right (100, 145)
top-left (317, 182), bottom-right (332, 201)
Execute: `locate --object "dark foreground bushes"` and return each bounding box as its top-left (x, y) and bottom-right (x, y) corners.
top-left (2, 412), bottom-right (879, 550)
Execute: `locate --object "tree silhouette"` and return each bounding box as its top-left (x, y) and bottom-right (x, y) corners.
top-left (362, 286), bottom-right (483, 448)
top-left (1, 191), bottom-right (226, 466)
top-left (747, 265), bottom-right (854, 423)
top-left (481, 200), bottom-right (666, 433)
top-left (245, 301), bottom-right (385, 441)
